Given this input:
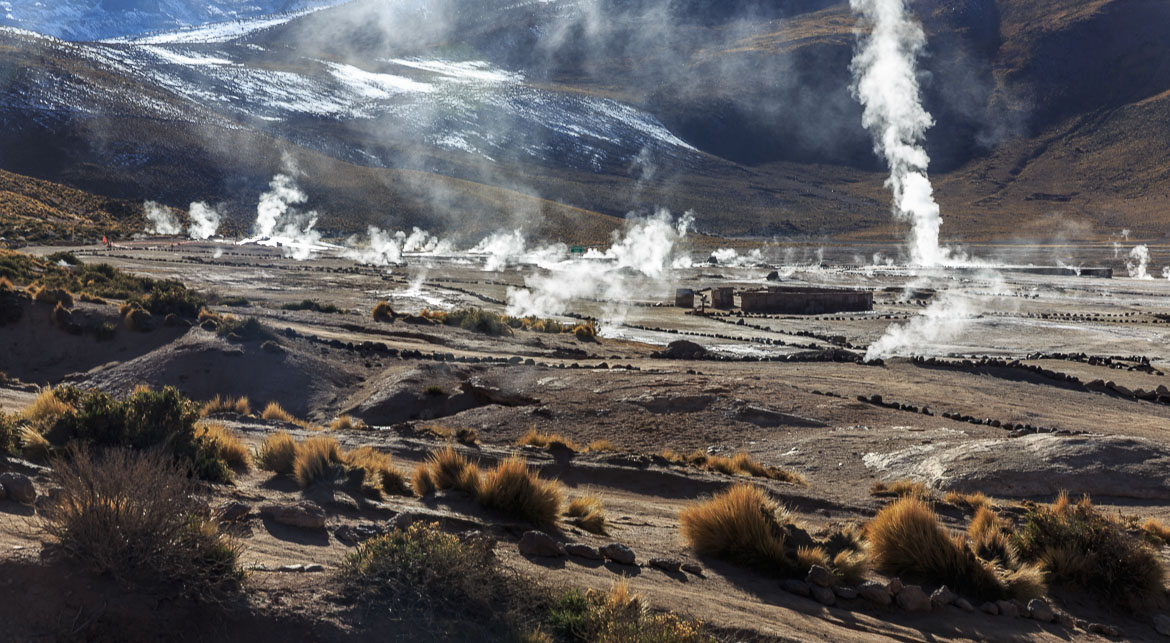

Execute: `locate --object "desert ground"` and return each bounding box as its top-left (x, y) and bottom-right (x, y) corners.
top-left (3, 239), bottom-right (1170, 641)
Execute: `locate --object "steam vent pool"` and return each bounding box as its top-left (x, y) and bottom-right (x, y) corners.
top-left (676, 286), bottom-right (874, 315)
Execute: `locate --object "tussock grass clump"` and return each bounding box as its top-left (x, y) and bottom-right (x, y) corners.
top-left (282, 299), bottom-right (341, 314)
top-left (195, 422), bottom-right (250, 471)
top-left (51, 301), bottom-right (79, 333)
top-left (944, 490), bottom-right (992, 510)
top-left (256, 431), bottom-right (298, 475)
top-left (546, 583), bottom-right (709, 643)
top-left (478, 456), bottom-right (564, 527)
top-left (587, 439), bottom-right (616, 453)
top-left (517, 428), bottom-right (579, 452)
top-left (200, 394), bottom-right (251, 417)
top-left (31, 285), bottom-right (73, 308)
top-left (679, 484), bottom-right (791, 572)
top-left (1015, 492), bottom-right (1164, 608)
top-left (566, 495), bottom-right (608, 534)
top-left (665, 449), bottom-right (806, 486)
top-left (294, 436), bottom-right (345, 488)
top-left (344, 446), bottom-right (411, 497)
top-left (371, 300), bottom-right (395, 323)
top-left (871, 479), bottom-right (929, 498)
top-left (412, 445), bottom-right (482, 497)
top-left (329, 414), bottom-right (368, 432)
top-left (121, 302), bottom-right (153, 332)
top-left (261, 401), bottom-right (296, 423)
top-left (338, 522), bottom-right (522, 637)
top-left (23, 387), bottom-right (74, 432)
top-left (78, 292), bottom-right (107, 304)
top-left (42, 446), bottom-right (242, 602)
top-left (215, 315), bottom-right (273, 341)
top-left (571, 323), bottom-right (597, 341)
top-left (866, 496), bottom-right (1025, 600)
top-left (1142, 518), bottom-right (1170, 545)
top-left (425, 307), bottom-right (513, 336)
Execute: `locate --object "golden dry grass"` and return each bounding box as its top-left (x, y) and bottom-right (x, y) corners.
top-left (195, 422), bottom-right (250, 471)
top-left (22, 388), bottom-right (72, 432)
top-left (944, 490), bottom-right (992, 510)
top-left (667, 450), bottom-right (806, 486)
top-left (260, 401), bottom-right (296, 423)
top-left (200, 394), bottom-right (251, 417)
top-left (565, 495), bottom-right (608, 534)
top-left (411, 445), bottom-right (482, 497)
top-left (19, 425), bottom-right (52, 461)
top-left (678, 483), bottom-right (790, 572)
top-left (586, 439), bottom-right (616, 453)
top-left (329, 414), bottom-right (368, 432)
top-left (517, 428), bottom-right (579, 452)
top-left (871, 479), bottom-right (929, 498)
top-left (294, 436), bottom-right (345, 488)
top-left (1142, 518), bottom-right (1170, 545)
top-left (256, 432), bottom-right (297, 475)
top-left (796, 545), bottom-right (829, 571)
top-left (866, 496), bottom-right (1005, 599)
top-left (345, 446), bottom-right (410, 497)
top-left (371, 300), bottom-right (395, 323)
top-left (478, 456), bottom-right (564, 527)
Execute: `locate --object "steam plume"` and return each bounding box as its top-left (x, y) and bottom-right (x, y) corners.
top-left (849, 0), bottom-right (948, 266)
top-left (1127, 245), bottom-right (1153, 280)
top-left (143, 200), bottom-right (181, 235)
top-left (187, 201), bottom-right (222, 240)
top-left (248, 173), bottom-right (323, 260)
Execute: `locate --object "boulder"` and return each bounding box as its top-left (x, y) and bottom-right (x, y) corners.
top-left (260, 501), bottom-right (327, 529)
top-left (218, 501), bottom-right (253, 522)
top-left (886, 578), bottom-right (903, 595)
top-left (1027, 598), bottom-right (1054, 622)
top-left (1087, 623), bottom-right (1120, 637)
top-left (780, 579), bottom-right (811, 597)
top-left (833, 585), bottom-right (858, 600)
top-left (806, 565), bottom-right (834, 587)
top-left (564, 543), bottom-right (603, 560)
top-left (654, 340), bottom-right (708, 360)
top-left (896, 585), bottom-right (932, 612)
top-left (930, 585), bottom-right (956, 608)
top-left (335, 523), bottom-right (386, 544)
top-left (1154, 614), bottom-right (1170, 636)
top-left (601, 543), bottom-right (636, 565)
top-left (954, 598), bottom-right (974, 613)
top-left (0, 473), bottom-right (36, 504)
top-left (980, 602), bottom-right (1000, 615)
top-left (649, 557), bottom-right (682, 573)
top-left (858, 581), bottom-right (891, 606)
top-left (996, 600), bottom-right (1020, 618)
top-left (518, 531), bottom-right (565, 558)
top-left (811, 585), bottom-right (836, 606)
top-left (681, 562), bottom-right (704, 575)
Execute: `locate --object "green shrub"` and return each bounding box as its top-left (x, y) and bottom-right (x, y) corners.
top-left (546, 584), bottom-right (710, 642)
top-left (215, 316), bottom-right (274, 342)
top-left (0, 411), bottom-right (22, 455)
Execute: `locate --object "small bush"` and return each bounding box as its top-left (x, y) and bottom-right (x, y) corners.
top-left (1014, 492), bottom-right (1164, 608)
top-left (566, 495), bottom-right (607, 534)
top-left (679, 484), bottom-right (790, 573)
top-left (372, 300), bottom-right (395, 323)
top-left (294, 436), bottom-right (345, 488)
top-left (261, 401), bottom-right (296, 423)
top-left (42, 446), bottom-right (242, 602)
top-left (478, 456), bottom-right (564, 527)
top-left (122, 304), bottom-right (153, 332)
top-left (216, 316), bottom-right (273, 341)
top-left (78, 292), bottom-right (108, 304)
top-left (425, 385), bottom-right (447, 397)
top-left (329, 414), bottom-right (367, 431)
top-left (282, 299), bottom-right (342, 314)
top-left (871, 479), bottom-right (929, 498)
top-left (51, 301), bottom-right (80, 333)
top-left (256, 431), bottom-right (297, 475)
top-left (0, 412), bottom-right (21, 455)
top-left (345, 446), bottom-right (411, 497)
top-left (1142, 518), bottom-right (1170, 545)
top-left (412, 446), bottom-right (482, 497)
top-left (32, 285), bottom-right (74, 308)
top-left (517, 428), bottom-right (579, 452)
top-left (547, 582), bottom-right (709, 642)
top-left (571, 323), bottom-right (596, 341)
top-left (338, 522), bottom-right (522, 637)
top-left (201, 394), bottom-right (251, 417)
top-left (866, 496), bottom-right (1008, 600)
top-left (94, 320), bottom-right (117, 341)
top-left (195, 422), bottom-right (251, 471)
top-left (426, 308), bottom-right (514, 336)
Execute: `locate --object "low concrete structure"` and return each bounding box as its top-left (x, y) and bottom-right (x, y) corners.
top-left (739, 286), bottom-right (873, 315)
top-left (711, 287), bottom-right (734, 309)
top-left (674, 288), bottom-right (695, 308)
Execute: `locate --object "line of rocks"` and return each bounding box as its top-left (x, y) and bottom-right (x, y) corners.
top-left (856, 393), bottom-right (1084, 438)
top-left (517, 531), bottom-right (701, 576)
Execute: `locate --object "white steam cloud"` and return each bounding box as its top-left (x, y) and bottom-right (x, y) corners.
top-left (1127, 245), bottom-right (1153, 280)
top-left (849, 0), bottom-right (949, 267)
top-left (343, 226), bottom-right (453, 267)
top-left (143, 200), bottom-right (181, 236)
top-left (505, 209), bottom-right (693, 323)
top-left (187, 201), bottom-right (222, 240)
top-left (865, 289), bottom-right (975, 361)
top-left (245, 173), bottom-right (324, 260)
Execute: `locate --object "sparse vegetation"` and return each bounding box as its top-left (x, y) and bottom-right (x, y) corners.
top-left (546, 583), bottom-right (710, 642)
top-left (282, 299), bottom-right (342, 314)
top-left (215, 315), bottom-right (274, 342)
top-left (329, 414), bottom-right (367, 431)
top-left (679, 483), bottom-right (791, 574)
top-left (261, 401), bottom-right (296, 423)
top-left (587, 439), bottom-right (616, 453)
top-left (0, 411), bottom-right (20, 455)
top-left (663, 449), bottom-right (806, 485)
top-left (871, 479), bottom-right (929, 498)
top-left (195, 422), bottom-right (251, 472)
top-left (201, 394), bottom-right (251, 417)
top-left (412, 445), bottom-right (482, 497)
top-left (1014, 492), bottom-right (1164, 608)
top-left (944, 490), bottom-right (992, 511)
top-left (419, 424), bottom-right (479, 445)
top-left (371, 300), bottom-right (395, 323)
top-left (294, 436), bottom-right (345, 488)
top-left (423, 307), bottom-right (513, 337)
top-left (425, 385), bottom-right (447, 397)
top-left (565, 495), bottom-right (608, 534)
top-left (518, 428), bottom-right (580, 452)
top-left (1142, 518), bottom-right (1170, 545)
top-left (344, 446), bottom-right (411, 497)
top-left (41, 446), bottom-right (242, 602)
top-left (256, 431), bottom-right (298, 475)
top-left (478, 456), bottom-right (565, 527)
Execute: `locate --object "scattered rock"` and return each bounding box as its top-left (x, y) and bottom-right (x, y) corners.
top-left (980, 602), bottom-right (999, 615)
top-left (886, 578), bottom-right (904, 595)
top-left (261, 340), bottom-right (285, 354)
top-left (518, 531), bottom-right (565, 558)
top-left (460, 379), bottom-right (538, 407)
top-left (954, 598), bottom-right (974, 613)
top-left (564, 543), bottom-right (603, 560)
top-left (218, 501), bottom-right (252, 522)
top-left (858, 581), bottom-right (891, 606)
top-left (334, 523), bottom-right (386, 544)
top-left (996, 600), bottom-right (1020, 618)
top-left (390, 508), bottom-right (485, 532)
top-left (601, 543), bottom-right (636, 565)
top-left (1027, 598), bottom-right (1054, 622)
top-left (1057, 612), bottom-right (1077, 629)
top-left (681, 562), bottom-right (703, 575)
top-left (0, 473), bottom-right (36, 504)
top-left (260, 501), bottom-right (327, 529)
top-left (649, 557), bottom-right (682, 573)
top-left (811, 585), bottom-right (836, 606)
top-left (896, 585), bottom-right (932, 612)
top-left (780, 579), bottom-right (811, 597)
top-left (654, 340), bottom-right (708, 360)
top-left (1154, 614), bottom-right (1170, 636)
top-left (279, 564), bottom-right (305, 573)
top-left (805, 564), bottom-right (834, 587)
top-left (930, 585), bottom-right (956, 608)
top-left (833, 585), bottom-right (858, 600)
top-left (1087, 623), bottom-right (1120, 637)
top-left (304, 564), bottom-right (324, 573)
